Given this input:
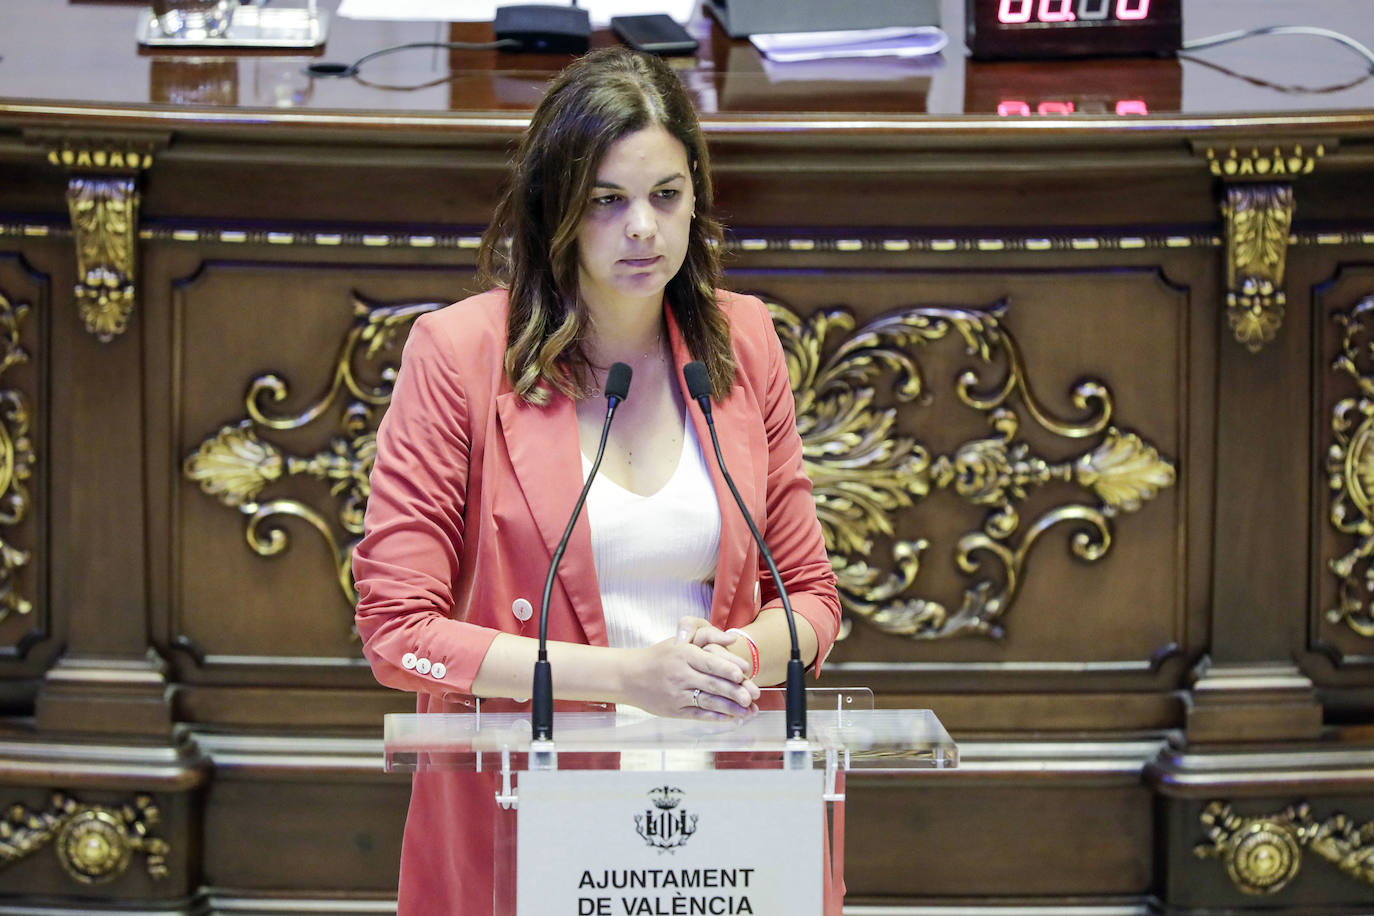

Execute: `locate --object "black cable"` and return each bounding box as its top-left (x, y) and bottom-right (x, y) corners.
top-left (306, 40), bottom-right (520, 79)
top-left (1179, 53), bottom-right (1374, 96)
top-left (353, 73), bottom-right (471, 93)
top-left (1182, 25), bottom-right (1374, 74)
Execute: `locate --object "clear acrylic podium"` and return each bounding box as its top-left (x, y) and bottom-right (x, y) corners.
top-left (384, 689), bottom-right (956, 915)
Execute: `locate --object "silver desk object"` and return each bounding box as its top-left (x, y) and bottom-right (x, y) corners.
top-left (138, 5), bottom-right (329, 49)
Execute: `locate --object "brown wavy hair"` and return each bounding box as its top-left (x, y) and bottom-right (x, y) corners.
top-left (478, 47), bottom-right (734, 405)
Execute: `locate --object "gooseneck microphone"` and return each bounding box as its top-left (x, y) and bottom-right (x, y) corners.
top-left (531, 362), bottom-right (633, 745)
top-left (682, 361), bottom-right (807, 743)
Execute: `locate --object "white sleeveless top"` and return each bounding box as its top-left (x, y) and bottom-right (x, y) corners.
top-left (582, 416), bottom-right (721, 650)
top-left (584, 420), bottom-right (722, 769)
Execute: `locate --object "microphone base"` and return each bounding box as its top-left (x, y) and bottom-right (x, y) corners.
top-left (529, 737), bottom-right (558, 771)
top-left (785, 658), bottom-right (808, 741)
top-left (783, 737), bottom-right (812, 770)
top-left (531, 658), bottom-right (554, 742)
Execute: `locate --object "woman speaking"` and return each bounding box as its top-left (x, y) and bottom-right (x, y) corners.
top-left (353, 47), bottom-right (841, 914)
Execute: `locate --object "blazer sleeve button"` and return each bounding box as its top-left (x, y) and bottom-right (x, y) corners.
top-left (402, 652), bottom-right (418, 670)
top-left (415, 657), bottom-right (432, 675)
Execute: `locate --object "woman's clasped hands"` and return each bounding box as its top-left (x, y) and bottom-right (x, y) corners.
top-left (620, 615), bottom-right (760, 721)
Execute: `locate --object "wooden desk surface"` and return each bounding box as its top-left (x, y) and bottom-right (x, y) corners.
top-left (1, 0), bottom-right (1373, 132)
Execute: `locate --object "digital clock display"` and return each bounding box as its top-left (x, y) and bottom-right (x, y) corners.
top-left (964, 57), bottom-right (1182, 117)
top-left (967, 0), bottom-right (1182, 60)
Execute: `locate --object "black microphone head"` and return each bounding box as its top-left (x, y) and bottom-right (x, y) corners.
top-left (605, 362), bottom-right (632, 403)
top-left (683, 361), bottom-right (712, 402)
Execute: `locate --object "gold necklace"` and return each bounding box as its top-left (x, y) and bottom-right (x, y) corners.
top-left (587, 336), bottom-right (664, 397)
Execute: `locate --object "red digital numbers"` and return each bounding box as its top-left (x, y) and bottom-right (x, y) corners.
top-left (996, 98), bottom-right (1150, 116)
top-left (996, 0), bottom-right (1033, 23)
top-left (996, 0), bottom-right (1151, 24)
top-left (1116, 0), bottom-right (1150, 19)
top-left (1038, 0), bottom-right (1075, 23)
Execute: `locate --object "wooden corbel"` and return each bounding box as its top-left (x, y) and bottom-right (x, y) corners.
top-left (1194, 139), bottom-right (1333, 353)
top-left (25, 130), bottom-right (168, 342)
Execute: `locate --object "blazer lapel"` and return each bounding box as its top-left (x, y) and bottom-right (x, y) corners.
top-left (495, 389), bottom-right (607, 646)
top-left (667, 308), bottom-right (759, 628)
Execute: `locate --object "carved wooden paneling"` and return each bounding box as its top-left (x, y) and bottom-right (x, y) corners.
top-left (1159, 789), bottom-right (1374, 912)
top-left (0, 780), bottom-right (197, 903)
top-left (845, 775), bottom-right (1153, 898)
top-left (1195, 799), bottom-right (1374, 896)
top-left (0, 255), bottom-right (46, 675)
top-left (1314, 264), bottom-right (1374, 673)
top-left (723, 266), bottom-right (1193, 688)
top-left (167, 261), bottom-right (477, 684)
top-left (0, 791), bottom-right (170, 886)
top-left (202, 775), bottom-right (405, 891)
top-left (4, 6), bottom-right (1374, 909)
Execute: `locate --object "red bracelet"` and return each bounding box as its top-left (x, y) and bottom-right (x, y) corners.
top-left (727, 628), bottom-right (760, 678)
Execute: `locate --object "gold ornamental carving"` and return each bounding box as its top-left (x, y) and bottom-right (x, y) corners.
top-left (1221, 184), bottom-right (1294, 353)
top-left (65, 176), bottom-right (140, 342)
top-left (1204, 144), bottom-right (1324, 181)
top-left (184, 294), bottom-right (443, 613)
top-left (0, 792), bottom-right (169, 885)
top-left (1196, 800), bottom-right (1374, 895)
top-left (36, 135), bottom-right (160, 342)
top-left (185, 292), bottom-right (1177, 639)
top-left (46, 145), bottom-right (155, 173)
top-left (1198, 142), bottom-right (1329, 353)
top-left (769, 297), bottom-right (1177, 640)
top-left (1325, 295), bottom-right (1374, 635)
top-left (0, 292), bottom-right (34, 627)
top-left (142, 222), bottom-right (1223, 255)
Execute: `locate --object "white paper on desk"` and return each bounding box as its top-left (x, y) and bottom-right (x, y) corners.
top-left (336, 0), bottom-right (696, 26)
top-left (751, 26), bottom-right (947, 62)
top-left (758, 53), bottom-right (944, 83)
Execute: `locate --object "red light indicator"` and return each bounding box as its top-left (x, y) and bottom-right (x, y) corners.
top-left (1116, 0), bottom-right (1150, 20)
top-left (1039, 0), bottom-right (1076, 22)
top-left (998, 0), bottom-right (1034, 23)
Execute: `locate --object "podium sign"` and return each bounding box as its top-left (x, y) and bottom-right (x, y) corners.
top-left (385, 693), bottom-right (958, 915)
top-left (517, 769), bottom-right (824, 915)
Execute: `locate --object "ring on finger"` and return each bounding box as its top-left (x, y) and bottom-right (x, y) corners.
top-left (692, 688), bottom-right (701, 708)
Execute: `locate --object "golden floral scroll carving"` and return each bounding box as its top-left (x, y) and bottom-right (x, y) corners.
top-left (184, 294), bottom-right (443, 612)
top-left (0, 792), bottom-right (168, 885)
top-left (770, 297), bottom-right (1176, 640)
top-left (1197, 800), bottom-right (1374, 895)
top-left (65, 176), bottom-right (139, 342)
top-left (1199, 142), bottom-right (1329, 353)
top-left (0, 292), bottom-right (34, 628)
top-left (1325, 295), bottom-right (1374, 635)
top-left (35, 135), bottom-right (160, 342)
top-left (1222, 184), bottom-right (1294, 353)
top-left (186, 292), bottom-right (1176, 641)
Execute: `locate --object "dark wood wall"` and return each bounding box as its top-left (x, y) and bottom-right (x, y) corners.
top-left (5, 27), bottom-right (1374, 914)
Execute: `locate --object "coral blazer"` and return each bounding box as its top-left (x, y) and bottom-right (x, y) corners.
top-left (354, 288), bottom-right (841, 915)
